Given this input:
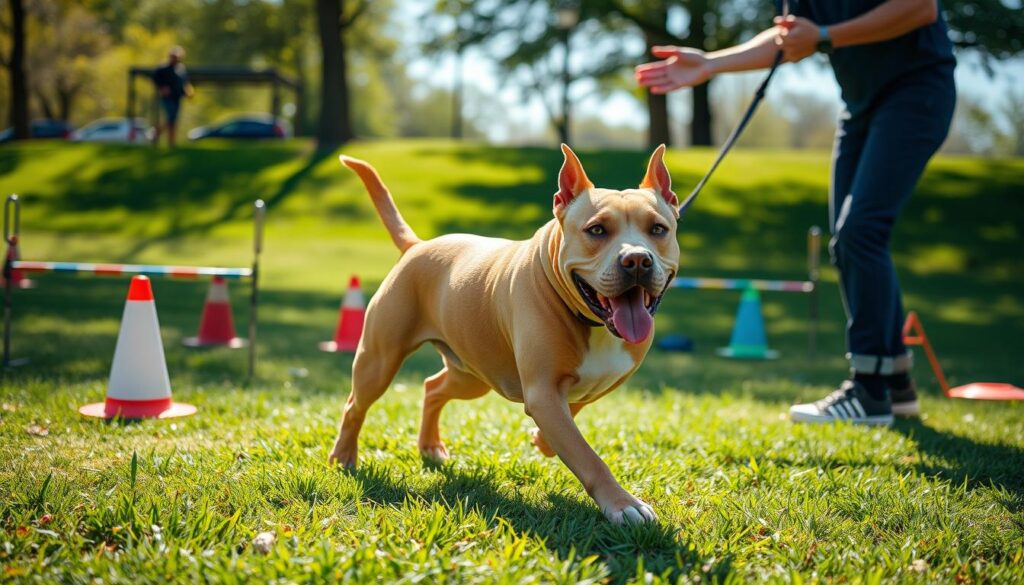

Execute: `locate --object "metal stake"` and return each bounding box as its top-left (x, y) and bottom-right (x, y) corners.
top-left (807, 226), bottom-right (822, 360)
top-left (248, 199), bottom-right (265, 383)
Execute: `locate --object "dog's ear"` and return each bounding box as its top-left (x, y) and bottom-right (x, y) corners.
top-left (554, 143), bottom-right (594, 219)
top-left (640, 144), bottom-right (679, 214)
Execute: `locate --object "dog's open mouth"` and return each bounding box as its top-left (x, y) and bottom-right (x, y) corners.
top-left (572, 272), bottom-right (668, 344)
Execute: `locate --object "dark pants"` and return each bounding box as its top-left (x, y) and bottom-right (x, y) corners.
top-left (161, 97), bottom-right (181, 124)
top-left (829, 65), bottom-right (955, 374)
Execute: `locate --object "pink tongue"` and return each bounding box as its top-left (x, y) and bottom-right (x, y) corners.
top-left (608, 288), bottom-right (653, 344)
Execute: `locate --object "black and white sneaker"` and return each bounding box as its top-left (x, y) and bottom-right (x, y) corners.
top-left (890, 382), bottom-right (920, 417)
top-left (790, 380), bottom-right (894, 426)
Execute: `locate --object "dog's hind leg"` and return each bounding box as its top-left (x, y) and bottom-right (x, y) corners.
top-left (329, 347), bottom-right (408, 469)
top-left (418, 363), bottom-right (490, 462)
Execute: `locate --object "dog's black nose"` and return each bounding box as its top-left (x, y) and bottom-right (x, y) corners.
top-left (619, 249), bottom-right (654, 277)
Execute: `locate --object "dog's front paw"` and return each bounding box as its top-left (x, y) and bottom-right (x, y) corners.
top-left (596, 488), bottom-right (656, 524)
top-left (328, 442), bottom-right (358, 470)
top-left (419, 442), bottom-right (450, 462)
top-left (529, 428), bottom-right (557, 457)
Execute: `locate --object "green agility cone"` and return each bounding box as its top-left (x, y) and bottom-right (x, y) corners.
top-left (716, 287), bottom-right (779, 360)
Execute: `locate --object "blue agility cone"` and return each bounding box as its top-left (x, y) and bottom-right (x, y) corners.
top-left (716, 287), bottom-right (779, 360)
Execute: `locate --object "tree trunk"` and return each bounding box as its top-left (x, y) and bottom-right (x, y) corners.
top-left (451, 46), bottom-right (463, 139)
top-left (315, 0), bottom-right (354, 148)
top-left (691, 83), bottom-right (712, 146)
top-left (58, 86), bottom-right (76, 122)
top-left (8, 0), bottom-right (30, 139)
top-left (647, 92), bottom-right (671, 148)
top-left (34, 88), bottom-right (56, 121)
top-left (688, 0), bottom-right (713, 146)
top-left (559, 27), bottom-right (572, 145)
top-left (644, 4), bottom-right (672, 149)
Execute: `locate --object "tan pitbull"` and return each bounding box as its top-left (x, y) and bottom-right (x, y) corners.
top-left (329, 144), bottom-right (681, 524)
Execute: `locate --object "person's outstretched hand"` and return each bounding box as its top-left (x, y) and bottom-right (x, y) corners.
top-left (635, 46), bottom-right (712, 94)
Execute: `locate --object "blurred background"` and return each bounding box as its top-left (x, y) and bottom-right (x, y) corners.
top-left (1, 0), bottom-right (1022, 154)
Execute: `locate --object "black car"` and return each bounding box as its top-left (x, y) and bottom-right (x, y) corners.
top-left (188, 115), bottom-right (291, 141)
top-left (0, 119), bottom-right (75, 143)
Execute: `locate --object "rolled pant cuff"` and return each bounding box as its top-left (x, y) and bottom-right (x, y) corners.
top-left (848, 351), bottom-right (913, 375)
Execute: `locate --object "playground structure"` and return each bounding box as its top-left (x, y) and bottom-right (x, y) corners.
top-left (126, 66), bottom-right (303, 138)
top-left (2, 195), bottom-right (266, 380)
top-left (671, 226), bottom-right (823, 359)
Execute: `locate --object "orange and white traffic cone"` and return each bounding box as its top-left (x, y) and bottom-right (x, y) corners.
top-left (319, 275), bottom-right (365, 353)
top-left (1, 236), bottom-right (35, 289)
top-left (183, 276), bottom-right (246, 348)
top-left (80, 276), bottom-right (196, 419)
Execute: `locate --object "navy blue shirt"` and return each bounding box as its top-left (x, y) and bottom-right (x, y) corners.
top-left (153, 63), bottom-right (189, 101)
top-left (787, 0), bottom-right (955, 116)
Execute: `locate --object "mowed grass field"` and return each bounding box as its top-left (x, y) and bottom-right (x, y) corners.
top-left (0, 139), bottom-right (1022, 583)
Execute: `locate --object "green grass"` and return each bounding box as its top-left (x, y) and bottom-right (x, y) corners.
top-left (1, 139), bottom-right (1022, 582)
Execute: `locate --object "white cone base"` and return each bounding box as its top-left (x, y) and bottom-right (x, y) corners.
top-left (715, 347), bottom-right (780, 360)
top-left (182, 336), bottom-right (248, 349)
top-left (319, 340), bottom-right (358, 353)
top-left (1, 279), bottom-right (36, 289)
top-left (79, 401), bottom-right (196, 419)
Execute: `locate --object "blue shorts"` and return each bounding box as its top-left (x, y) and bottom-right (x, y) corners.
top-left (161, 97), bottom-right (181, 124)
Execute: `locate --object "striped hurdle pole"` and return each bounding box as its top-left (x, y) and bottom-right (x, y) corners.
top-left (2, 196), bottom-right (266, 378)
top-left (671, 225), bottom-right (823, 360)
top-left (11, 262), bottom-right (252, 279)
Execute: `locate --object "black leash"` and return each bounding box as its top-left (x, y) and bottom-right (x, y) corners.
top-left (679, 0), bottom-right (790, 213)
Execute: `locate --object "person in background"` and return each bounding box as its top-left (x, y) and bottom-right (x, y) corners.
top-left (152, 46), bottom-right (194, 148)
top-left (635, 0), bottom-right (956, 425)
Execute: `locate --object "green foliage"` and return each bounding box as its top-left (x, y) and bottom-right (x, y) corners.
top-left (0, 140), bottom-right (1022, 581)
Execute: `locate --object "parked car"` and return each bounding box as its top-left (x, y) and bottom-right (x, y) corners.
top-left (0, 119), bottom-right (75, 143)
top-left (188, 114), bottom-right (291, 141)
top-left (71, 118), bottom-right (153, 144)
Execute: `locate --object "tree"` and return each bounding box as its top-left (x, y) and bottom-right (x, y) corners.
top-left (3, 0), bottom-right (29, 138)
top-left (943, 0), bottom-right (1024, 67)
top-left (425, 0), bottom-right (639, 146)
top-left (315, 0), bottom-right (368, 148)
top-left (27, 1), bottom-right (110, 122)
top-left (642, 1), bottom-right (672, 147)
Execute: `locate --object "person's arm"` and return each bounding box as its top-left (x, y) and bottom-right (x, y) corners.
top-left (776, 0), bottom-right (939, 62)
top-left (634, 26), bottom-right (780, 94)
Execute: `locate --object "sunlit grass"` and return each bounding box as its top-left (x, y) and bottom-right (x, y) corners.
top-left (0, 140), bottom-right (1022, 582)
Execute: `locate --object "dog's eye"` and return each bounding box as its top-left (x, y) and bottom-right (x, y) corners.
top-left (650, 224), bottom-right (668, 236)
top-left (585, 224), bottom-right (606, 236)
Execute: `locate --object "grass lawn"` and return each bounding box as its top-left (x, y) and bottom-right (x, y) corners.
top-left (0, 139), bottom-right (1022, 582)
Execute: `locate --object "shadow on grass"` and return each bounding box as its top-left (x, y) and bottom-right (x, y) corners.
top-left (349, 462), bottom-right (726, 583)
top-left (113, 147), bottom-right (335, 260)
top-left (892, 418), bottom-right (1024, 502)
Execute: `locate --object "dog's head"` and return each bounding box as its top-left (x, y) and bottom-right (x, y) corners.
top-left (553, 144), bottom-right (680, 345)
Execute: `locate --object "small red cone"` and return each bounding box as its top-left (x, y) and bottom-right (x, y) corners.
top-left (1, 236), bottom-right (35, 289)
top-left (80, 276), bottom-right (196, 419)
top-left (183, 276), bottom-right (246, 348)
top-left (319, 275), bottom-right (365, 353)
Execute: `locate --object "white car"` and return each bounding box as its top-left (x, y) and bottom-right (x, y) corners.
top-left (71, 118), bottom-right (153, 144)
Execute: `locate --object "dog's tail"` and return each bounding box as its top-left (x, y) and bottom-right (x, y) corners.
top-left (339, 155), bottom-right (421, 253)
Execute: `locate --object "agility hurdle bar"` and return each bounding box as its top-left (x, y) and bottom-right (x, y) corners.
top-left (2, 194), bottom-right (267, 380)
top-left (672, 226), bottom-right (823, 358)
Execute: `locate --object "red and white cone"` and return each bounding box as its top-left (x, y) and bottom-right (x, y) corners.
top-left (319, 275), bottom-right (365, 353)
top-left (1, 236), bottom-right (35, 289)
top-left (183, 276), bottom-right (246, 348)
top-left (79, 276), bottom-right (196, 419)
